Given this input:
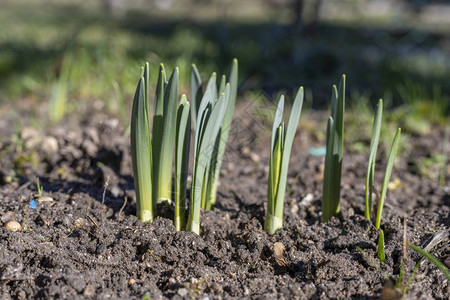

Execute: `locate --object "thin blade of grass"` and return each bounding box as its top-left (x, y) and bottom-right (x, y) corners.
top-left (408, 242), bottom-right (450, 281)
top-left (375, 128), bottom-right (401, 229)
top-left (365, 99), bottom-right (383, 219)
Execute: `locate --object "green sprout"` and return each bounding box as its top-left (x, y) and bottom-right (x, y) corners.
top-left (174, 95), bottom-right (191, 231)
top-left (190, 59), bottom-right (238, 210)
top-left (365, 99), bottom-right (383, 219)
top-left (375, 128), bottom-right (401, 230)
top-left (152, 65), bottom-right (179, 204)
top-left (322, 75), bottom-right (345, 222)
top-left (49, 52), bottom-right (73, 122)
top-left (378, 229), bottom-right (385, 263)
top-left (264, 87), bottom-right (304, 235)
top-left (130, 67), bottom-right (153, 223)
top-left (36, 178), bottom-right (43, 197)
top-left (186, 84), bottom-right (231, 234)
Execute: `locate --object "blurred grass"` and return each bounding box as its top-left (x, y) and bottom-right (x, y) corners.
top-left (0, 0), bottom-right (449, 125)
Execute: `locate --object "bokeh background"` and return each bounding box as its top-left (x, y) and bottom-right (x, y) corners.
top-left (1, 0), bottom-right (450, 124)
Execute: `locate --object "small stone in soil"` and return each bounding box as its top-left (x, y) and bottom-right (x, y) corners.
top-left (5, 221), bottom-right (21, 232)
top-left (37, 196), bottom-right (54, 203)
top-left (96, 244), bottom-right (106, 254)
top-left (1, 211), bottom-right (15, 223)
top-left (83, 285), bottom-right (95, 296)
top-left (177, 288), bottom-right (188, 297)
top-left (128, 279), bottom-right (136, 285)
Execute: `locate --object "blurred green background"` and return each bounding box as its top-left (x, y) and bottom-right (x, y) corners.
top-left (1, 0), bottom-right (450, 121)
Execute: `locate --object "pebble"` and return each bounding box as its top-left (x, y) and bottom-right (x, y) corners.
top-left (73, 218), bottom-right (85, 228)
top-left (128, 279), bottom-right (136, 285)
top-left (5, 221), bottom-right (21, 232)
top-left (37, 196), bottom-right (54, 203)
top-left (96, 244), bottom-right (106, 255)
top-left (1, 211), bottom-right (16, 223)
top-left (41, 136), bottom-right (58, 154)
top-left (177, 288), bottom-right (188, 297)
top-left (83, 285), bottom-right (95, 296)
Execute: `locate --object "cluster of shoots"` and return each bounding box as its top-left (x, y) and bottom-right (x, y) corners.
top-left (318, 77), bottom-right (402, 263)
top-left (265, 88), bottom-right (304, 235)
top-left (130, 59), bottom-right (238, 234)
top-left (321, 75), bottom-right (345, 222)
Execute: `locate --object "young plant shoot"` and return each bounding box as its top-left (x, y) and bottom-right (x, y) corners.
top-left (365, 99), bottom-right (383, 220)
top-left (375, 128), bottom-right (402, 230)
top-left (187, 85), bottom-right (231, 234)
top-left (152, 65), bottom-right (179, 204)
top-left (130, 65), bottom-right (153, 223)
top-left (264, 87), bottom-right (304, 235)
top-left (131, 63), bottom-right (183, 224)
top-left (190, 59), bottom-right (238, 210)
top-left (378, 229), bottom-right (385, 263)
top-left (322, 75), bottom-right (345, 222)
top-left (174, 95), bottom-right (191, 230)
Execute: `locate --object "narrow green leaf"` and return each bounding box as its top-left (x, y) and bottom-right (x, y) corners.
top-left (274, 88), bottom-right (304, 218)
top-left (203, 59), bottom-right (238, 207)
top-left (322, 116), bottom-right (336, 222)
top-left (365, 99), bottom-right (383, 219)
top-left (265, 87), bottom-right (304, 235)
top-left (322, 76), bottom-right (345, 222)
top-left (205, 72), bottom-right (217, 101)
top-left (175, 95), bottom-right (191, 231)
top-left (265, 124), bottom-right (283, 235)
top-left (190, 64), bottom-right (203, 128)
top-left (375, 128), bottom-right (401, 229)
top-left (272, 96), bottom-right (285, 149)
top-left (187, 88), bottom-right (230, 234)
top-left (378, 230), bottom-right (385, 263)
top-left (153, 67), bottom-right (179, 204)
top-left (219, 75), bottom-right (226, 94)
top-left (408, 242), bottom-right (450, 281)
top-left (131, 77), bottom-right (153, 223)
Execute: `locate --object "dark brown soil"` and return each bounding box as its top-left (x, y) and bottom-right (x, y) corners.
top-left (0, 101), bottom-right (449, 299)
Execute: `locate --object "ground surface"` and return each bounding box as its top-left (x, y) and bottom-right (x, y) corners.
top-left (0, 102), bottom-right (449, 299)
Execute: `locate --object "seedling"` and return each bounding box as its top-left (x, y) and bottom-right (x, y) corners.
top-left (131, 62), bottom-right (179, 220)
top-left (375, 128), bottom-right (402, 230)
top-left (36, 178), bottom-right (43, 197)
top-left (264, 87), bottom-right (304, 235)
top-left (130, 71), bottom-right (154, 223)
top-left (49, 53), bottom-right (72, 122)
top-left (186, 84), bottom-right (231, 234)
top-left (365, 99), bottom-right (383, 219)
top-left (174, 95), bottom-right (191, 230)
top-left (377, 229), bottom-right (385, 263)
top-left (322, 75), bottom-right (345, 222)
top-left (190, 59), bottom-right (238, 210)
top-left (152, 65), bottom-right (179, 204)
